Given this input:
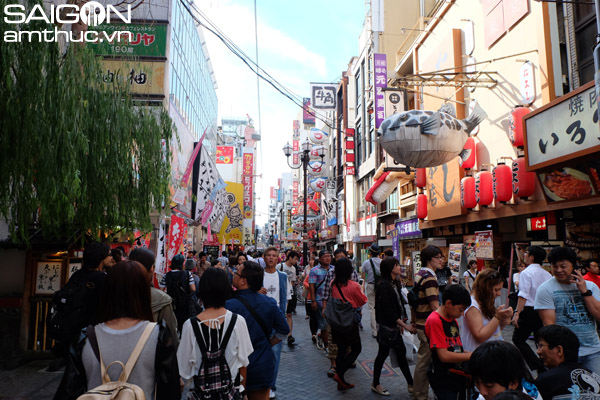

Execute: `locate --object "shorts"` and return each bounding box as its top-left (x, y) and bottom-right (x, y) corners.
top-left (314, 304), bottom-right (328, 331)
top-left (286, 292), bottom-right (297, 314)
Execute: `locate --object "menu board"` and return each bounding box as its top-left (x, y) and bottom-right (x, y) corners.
top-left (448, 244), bottom-right (463, 271)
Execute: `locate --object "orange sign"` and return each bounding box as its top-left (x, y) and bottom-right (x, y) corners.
top-left (425, 159), bottom-right (464, 220)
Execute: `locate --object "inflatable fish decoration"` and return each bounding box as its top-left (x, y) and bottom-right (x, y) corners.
top-left (378, 102), bottom-right (487, 168)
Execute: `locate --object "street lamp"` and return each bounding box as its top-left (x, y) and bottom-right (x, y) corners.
top-left (283, 139), bottom-right (325, 267)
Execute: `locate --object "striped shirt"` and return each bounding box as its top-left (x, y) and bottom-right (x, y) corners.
top-left (415, 269), bottom-right (439, 330)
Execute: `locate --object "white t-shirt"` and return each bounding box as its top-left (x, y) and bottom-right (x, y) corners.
top-left (518, 264), bottom-right (552, 306)
top-left (279, 263), bottom-right (296, 297)
top-left (513, 272), bottom-right (520, 288)
top-left (263, 271), bottom-right (281, 307)
top-left (463, 269), bottom-right (477, 291)
top-left (461, 296), bottom-right (503, 352)
top-left (177, 310), bottom-right (253, 382)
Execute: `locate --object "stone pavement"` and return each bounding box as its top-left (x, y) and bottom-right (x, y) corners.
top-left (0, 303), bottom-right (522, 400)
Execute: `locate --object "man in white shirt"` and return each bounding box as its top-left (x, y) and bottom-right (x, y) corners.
top-left (261, 246), bottom-right (290, 399)
top-left (511, 245), bottom-right (551, 373)
top-left (279, 250), bottom-right (300, 345)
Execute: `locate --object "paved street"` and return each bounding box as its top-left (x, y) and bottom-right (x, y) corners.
top-left (0, 302), bottom-right (521, 400)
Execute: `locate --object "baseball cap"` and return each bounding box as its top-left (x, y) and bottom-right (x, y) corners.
top-left (171, 254), bottom-right (185, 268)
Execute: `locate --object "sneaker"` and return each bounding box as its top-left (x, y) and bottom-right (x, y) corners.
top-left (287, 335), bottom-right (295, 345)
top-left (316, 334), bottom-right (325, 350)
top-left (327, 367), bottom-right (336, 377)
top-left (269, 389), bottom-right (276, 399)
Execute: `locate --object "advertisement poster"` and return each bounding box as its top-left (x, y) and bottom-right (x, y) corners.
top-left (463, 235), bottom-right (477, 261)
top-left (217, 182), bottom-right (244, 245)
top-left (448, 244), bottom-right (463, 271)
top-left (88, 23), bottom-right (168, 57)
top-left (475, 230), bottom-right (494, 260)
top-left (216, 146), bottom-right (234, 164)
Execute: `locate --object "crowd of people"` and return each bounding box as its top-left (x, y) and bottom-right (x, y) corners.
top-left (47, 240), bottom-right (600, 400)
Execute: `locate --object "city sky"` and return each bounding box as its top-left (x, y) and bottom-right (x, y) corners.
top-left (201, 0), bottom-right (366, 226)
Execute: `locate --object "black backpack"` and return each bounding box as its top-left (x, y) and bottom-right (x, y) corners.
top-left (166, 271), bottom-right (192, 312)
top-left (46, 275), bottom-right (92, 343)
top-left (189, 314), bottom-right (240, 400)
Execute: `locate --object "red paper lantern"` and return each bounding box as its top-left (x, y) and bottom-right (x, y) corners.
top-left (460, 137), bottom-right (477, 169)
top-left (417, 193), bottom-right (428, 220)
top-left (493, 163), bottom-right (513, 202)
top-left (461, 176), bottom-right (477, 209)
top-left (509, 106), bottom-right (530, 147)
top-left (475, 170), bottom-right (493, 206)
top-left (415, 168), bottom-right (426, 188)
top-left (512, 157), bottom-right (536, 199)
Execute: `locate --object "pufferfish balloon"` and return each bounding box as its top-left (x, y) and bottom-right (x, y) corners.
top-left (378, 102), bottom-right (487, 168)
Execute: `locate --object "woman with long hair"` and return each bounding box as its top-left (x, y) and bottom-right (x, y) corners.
top-left (462, 268), bottom-right (513, 353)
top-left (371, 257), bottom-right (416, 396)
top-left (54, 260), bottom-right (180, 400)
top-left (329, 258), bottom-right (367, 390)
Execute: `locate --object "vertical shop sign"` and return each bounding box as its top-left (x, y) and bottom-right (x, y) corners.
top-left (155, 219), bottom-right (166, 275)
top-left (242, 153), bottom-right (253, 219)
top-left (374, 53), bottom-right (387, 128)
top-left (391, 227), bottom-right (400, 259)
top-left (292, 178), bottom-right (299, 207)
top-left (302, 99), bottom-right (316, 124)
top-left (167, 215), bottom-right (185, 267)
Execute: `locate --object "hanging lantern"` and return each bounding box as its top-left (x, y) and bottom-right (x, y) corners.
top-left (461, 176), bottom-right (477, 209)
top-left (475, 170), bottom-right (493, 206)
top-left (416, 193), bottom-right (428, 220)
top-left (415, 168), bottom-right (427, 188)
top-left (460, 137), bottom-right (477, 169)
top-left (512, 157), bottom-right (536, 199)
top-left (509, 106), bottom-right (529, 147)
top-left (493, 163), bottom-right (513, 203)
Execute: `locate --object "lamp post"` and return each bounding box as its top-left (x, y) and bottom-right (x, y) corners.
top-left (283, 139), bottom-right (325, 267)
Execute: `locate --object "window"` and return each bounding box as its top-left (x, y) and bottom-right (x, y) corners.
top-left (574, 4), bottom-right (596, 84)
top-left (355, 71), bottom-right (362, 115)
top-left (356, 122), bottom-right (362, 170)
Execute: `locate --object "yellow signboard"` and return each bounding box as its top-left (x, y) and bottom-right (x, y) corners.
top-left (217, 182), bottom-right (244, 245)
top-left (100, 60), bottom-right (165, 96)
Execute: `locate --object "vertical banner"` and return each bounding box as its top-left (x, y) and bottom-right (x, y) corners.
top-left (374, 53), bottom-right (387, 129)
top-left (302, 99), bottom-right (316, 124)
top-left (391, 227), bottom-right (400, 260)
top-left (270, 186), bottom-right (277, 199)
top-left (167, 215), bottom-right (185, 267)
top-left (292, 178), bottom-right (299, 207)
top-left (242, 152), bottom-right (254, 219)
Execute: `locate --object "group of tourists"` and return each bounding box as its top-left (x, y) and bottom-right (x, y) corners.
top-left (47, 238), bottom-right (600, 400)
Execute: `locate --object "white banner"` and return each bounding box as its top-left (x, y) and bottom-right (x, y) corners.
top-left (155, 219), bottom-right (166, 275)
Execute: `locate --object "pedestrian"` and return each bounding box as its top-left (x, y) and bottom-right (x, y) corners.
top-left (53, 260), bottom-right (180, 400)
top-left (163, 254), bottom-right (197, 332)
top-left (327, 257), bottom-right (367, 391)
top-left (534, 324), bottom-right (600, 399)
top-left (237, 253), bottom-right (248, 267)
top-left (128, 247), bottom-right (178, 346)
top-left (321, 247), bottom-right (362, 378)
top-left (511, 245), bottom-right (551, 374)
top-left (187, 259), bottom-right (202, 313)
top-left (534, 246), bottom-right (600, 371)
top-left (278, 250), bottom-right (300, 345)
top-left (470, 341), bottom-right (541, 400)
top-left (513, 260), bottom-right (526, 291)
top-left (218, 251), bottom-right (230, 267)
top-left (371, 257), bottom-right (415, 396)
top-left (107, 248), bottom-right (122, 273)
top-left (583, 258), bottom-right (600, 288)
top-left (424, 284), bottom-right (472, 400)
top-left (47, 241), bottom-right (110, 372)
top-left (197, 252), bottom-right (211, 279)
top-left (462, 268), bottom-right (513, 352)
top-left (309, 250), bottom-right (333, 353)
top-left (435, 262), bottom-right (455, 297)
top-left (178, 267), bottom-right (253, 400)
top-left (303, 258), bottom-right (318, 332)
top-left (226, 261), bottom-right (289, 400)
top-left (463, 260), bottom-right (478, 293)
top-left (362, 242), bottom-right (382, 338)
top-left (412, 245), bottom-right (444, 400)
top-left (261, 246), bottom-right (290, 399)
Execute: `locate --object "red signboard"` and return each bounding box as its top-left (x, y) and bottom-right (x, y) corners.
top-left (528, 216), bottom-right (547, 231)
top-left (167, 215), bottom-right (185, 267)
top-left (216, 146), bottom-right (234, 164)
top-left (242, 153), bottom-right (253, 219)
top-left (242, 153), bottom-right (253, 175)
top-left (270, 186), bottom-right (277, 199)
top-left (292, 179), bottom-right (299, 207)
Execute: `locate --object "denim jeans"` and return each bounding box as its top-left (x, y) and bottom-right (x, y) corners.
top-left (579, 350), bottom-right (600, 373)
top-left (271, 341), bottom-right (282, 391)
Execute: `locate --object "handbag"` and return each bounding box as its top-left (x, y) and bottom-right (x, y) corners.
top-left (377, 324), bottom-right (403, 347)
top-left (324, 282), bottom-right (355, 332)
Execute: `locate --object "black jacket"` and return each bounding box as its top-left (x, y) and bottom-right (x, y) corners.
top-left (375, 279), bottom-right (407, 328)
top-left (53, 322), bottom-right (180, 400)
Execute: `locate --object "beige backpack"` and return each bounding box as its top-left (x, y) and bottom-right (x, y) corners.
top-left (78, 322), bottom-right (156, 400)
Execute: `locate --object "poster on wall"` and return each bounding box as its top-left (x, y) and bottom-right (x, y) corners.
top-left (68, 261), bottom-right (82, 281)
top-left (35, 261), bottom-right (62, 294)
top-left (411, 251), bottom-right (422, 275)
top-left (463, 235), bottom-right (477, 261)
top-left (448, 244), bottom-right (463, 271)
top-left (475, 230), bottom-right (494, 260)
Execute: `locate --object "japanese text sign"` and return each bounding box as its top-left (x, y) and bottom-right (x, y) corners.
top-left (396, 218), bottom-right (422, 239)
top-left (525, 82), bottom-right (600, 171)
top-left (89, 23), bottom-right (167, 57)
top-left (528, 216), bottom-right (547, 231)
top-left (302, 99), bottom-right (315, 124)
top-left (374, 53), bottom-right (387, 128)
top-left (310, 83), bottom-right (336, 110)
top-left (167, 215), bottom-right (185, 267)
top-left (242, 153), bottom-right (254, 175)
top-left (100, 60), bottom-right (165, 96)
top-left (425, 159), bottom-right (463, 220)
top-left (519, 61), bottom-right (535, 105)
top-left (293, 120), bottom-right (301, 140)
top-left (242, 153), bottom-right (253, 219)
top-left (292, 179), bottom-right (299, 207)
top-left (216, 146), bottom-right (234, 164)
top-left (385, 89), bottom-right (406, 118)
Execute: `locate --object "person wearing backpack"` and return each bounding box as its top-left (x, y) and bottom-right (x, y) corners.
top-left (178, 267), bottom-right (253, 400)
top-left (47, 241), bottom-right (111, 372)
top-left (226, 261), bottom-right (289, 400)
top-left (361, 243), bottom-right (382, 338)
top-left (163, 254), bottom-right (197, 332)
top-left (53, 260), bottom-right (180, 400)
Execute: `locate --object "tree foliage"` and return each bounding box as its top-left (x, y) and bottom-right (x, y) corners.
top-left (0, 3), bottom-right (174, 244)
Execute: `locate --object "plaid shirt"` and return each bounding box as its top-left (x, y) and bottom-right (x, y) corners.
top-left (323, 266), bottom-right (360, 300)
